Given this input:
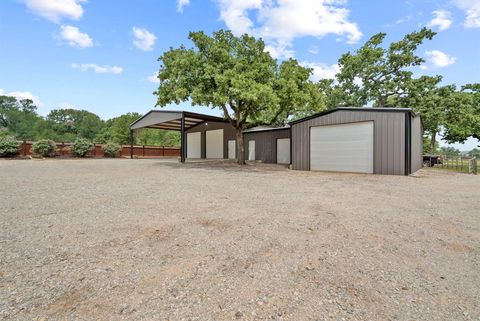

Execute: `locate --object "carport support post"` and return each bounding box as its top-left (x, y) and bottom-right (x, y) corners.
top-left (180, 113), bottom-right (185, 163)
top-left (130, 129), bottom-right (134, 159)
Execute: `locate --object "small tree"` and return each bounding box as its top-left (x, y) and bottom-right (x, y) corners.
top-left (71, 138), bottom-right (94, 157)
top-left (31, 139), bottom-right (57, 157)
top-left (440, 146), bottom-right (460, 156)
top-left (0, 136), bottom-right (19, 157)
top-left (155, 30), bottom-right (315, 164)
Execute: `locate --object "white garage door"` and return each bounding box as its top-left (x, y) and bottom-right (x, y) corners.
top-left (277, 138), bottom-right (290, 164)
top-left (310, 122), bottom-right (374, 173)
top-left (228, 140), bottom-right (236, 159)
top-left (248, 140), bottom-right (255, 160)
top-left (187, 132), bottom-right (201, 158)
top-left (206, 129), bottom-right (223, 158)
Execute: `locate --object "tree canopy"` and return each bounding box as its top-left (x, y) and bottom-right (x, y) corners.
top-left (0, 97), bottom-right (180, 146)
top-left (334, 27), bottom-right (436, 107)
top-left (155, 29), bottom-right (321, 163)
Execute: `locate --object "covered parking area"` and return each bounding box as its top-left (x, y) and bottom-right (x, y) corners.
top-left (129, 110), bottom-right (233, 162)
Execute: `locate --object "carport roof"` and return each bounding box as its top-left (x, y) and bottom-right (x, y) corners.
top-left (130, 110), bottom-right (229, 131)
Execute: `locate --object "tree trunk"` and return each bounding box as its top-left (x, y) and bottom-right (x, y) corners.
top-left (235, 128), bottom-right (245, 165)
top-left (430, 132), bottom-right (437, 155)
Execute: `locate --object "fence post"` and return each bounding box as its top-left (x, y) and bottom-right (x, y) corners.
top-left (469, 157), bottom-right (477, 175)
top-left (23, 140), bottom-right (27, 157)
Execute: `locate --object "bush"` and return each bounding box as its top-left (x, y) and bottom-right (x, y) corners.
top-left (31, 139), bottom-right (57, 157)
top-left (102, 143), bottom-right (121, 157)
top-left (71, 138), bottom-right (94, 157)
top-left (0, 136), bottom-right (20, 157)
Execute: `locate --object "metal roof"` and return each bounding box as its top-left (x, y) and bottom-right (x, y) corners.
top-left (288, 107), bottom-right (415, 125)
top-left (130, 110), bottom-right (229, 131)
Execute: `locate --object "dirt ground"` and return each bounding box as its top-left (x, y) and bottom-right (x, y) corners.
top-left (0, 159), bottom-right (479, 321)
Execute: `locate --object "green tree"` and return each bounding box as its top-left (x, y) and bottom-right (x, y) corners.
top-left (95, 112), bottom-right (142, 144)
top-left (469, 148), bottom-right (480, 158)
top-left (443, 84), bottom-right (480, 145)
top-left (439, 146), bottom-right (460, 156)
top-left (0, 96), bottom-right (19, 128)
top-left (46, 109), bottom-right (104, 141)
top-left (155, 30), bottom-right (315, 164)
top-left (396, 76), bottom-right (450, 154)
top-left (0, 97), bottom-right (46, 140)
top-left (335, 28), bottom-right (436, 107)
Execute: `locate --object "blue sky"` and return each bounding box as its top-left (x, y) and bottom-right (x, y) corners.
top-left (0, 0), bottom-right (479, 148)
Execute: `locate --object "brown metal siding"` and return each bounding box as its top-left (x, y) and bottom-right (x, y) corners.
top-left (186, 121), bottom-right (236, 159)
top-left (291, 110), bottom-right (406, 175)
top-left (411, 115), bottom-right (423, 173)
top-left (243, 129), bottom-right (291, 163)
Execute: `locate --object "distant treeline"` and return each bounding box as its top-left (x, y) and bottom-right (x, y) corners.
top-left (0, 96), bottom-right (180, 146)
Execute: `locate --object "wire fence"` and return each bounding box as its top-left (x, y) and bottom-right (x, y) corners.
top-left (425, 155), bottom-right (478, 174)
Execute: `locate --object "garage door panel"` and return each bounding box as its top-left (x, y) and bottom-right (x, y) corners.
top-left (206, 129), bottom-right (223, 159)
top-left (277, 138), bottom-right (290, 164)
top-left (310, 122), bottom-right (373, 173)
top-left (187, 132), bottom-right (201, 159)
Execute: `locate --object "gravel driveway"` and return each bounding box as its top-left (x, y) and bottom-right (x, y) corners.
top-left (1, 159), bottom-right (479, 321)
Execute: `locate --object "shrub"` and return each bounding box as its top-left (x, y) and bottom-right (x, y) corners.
top-left (71, 138), bottom-right (94, 157)
top-left (0, 136), bottom-right (20, 157)
top-left (31, 139), bottom-right (57, 157)
top-left (102, 143), bottom-right (121, 157)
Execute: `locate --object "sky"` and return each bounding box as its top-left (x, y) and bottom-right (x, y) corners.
top-left (0, 0), bottom-right (479, 149)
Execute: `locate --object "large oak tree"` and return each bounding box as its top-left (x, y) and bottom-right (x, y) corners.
top-left (154, 30), bottom-right (316, 164)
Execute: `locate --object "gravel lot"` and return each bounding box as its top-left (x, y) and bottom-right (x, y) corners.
top-left (1, 159), bottom-right (479, 321)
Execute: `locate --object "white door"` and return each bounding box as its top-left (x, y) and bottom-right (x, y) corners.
top-left (228, 140), bottom-right (236, 159)
top-left (187, 132), bottom-right (201, 158)
top-left (277, 138), bottom-right (290, 164)
top-left (248, 140), bottom-right (255, 160)
top-left (310, 122), bottom-right (374, 173)
top-left (206, 129), bottom-right (223, 158)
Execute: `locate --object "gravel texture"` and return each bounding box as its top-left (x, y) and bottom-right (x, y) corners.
top-left (0, 158), bottom-right (479, 321)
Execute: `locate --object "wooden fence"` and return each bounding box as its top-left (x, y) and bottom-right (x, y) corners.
top-left (17, 141), bottom-right (180, 158)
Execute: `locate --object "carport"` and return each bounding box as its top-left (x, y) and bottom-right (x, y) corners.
top-left (129, 110), bottom-right (230, 162)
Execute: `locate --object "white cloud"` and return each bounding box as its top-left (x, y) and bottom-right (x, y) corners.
top-left (71, 63), bottom-right (123, 74)
top-left (264, 43), bottom-right (295, 59)
top-left (0, 88), bottom-right (44, 107)
top-left (177, 0), bottom-right (190, 13)
top-left (395, 14), bottom-right (413, 25)
top-left (148, 72), bottom-right (160, 83)
top-left (24, 0), bottom-right (86, 23)
top-left (452, 0), bottom-right (480, 28)
top-left (301, 61), bottom-right (340, 81)
top-left (427, 10), bottom-right (453, 31)
top-left (308, 45), bottom-right (320, 54)
top-left (57, 25), bottom-right (93, 48)
top-left (216, 0), bottom-right (362, 58)
top-left (132, 27), bottom-right (157, 51)
top-left (425, 50), bottom-right (456, 68)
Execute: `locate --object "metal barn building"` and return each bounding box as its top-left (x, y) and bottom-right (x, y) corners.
top-left (289, 108), bottom-right (422, 175)
top-left (130, 107), bottom-right (422, 175)
top-left (243, 127), bottom-right (291, 164)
